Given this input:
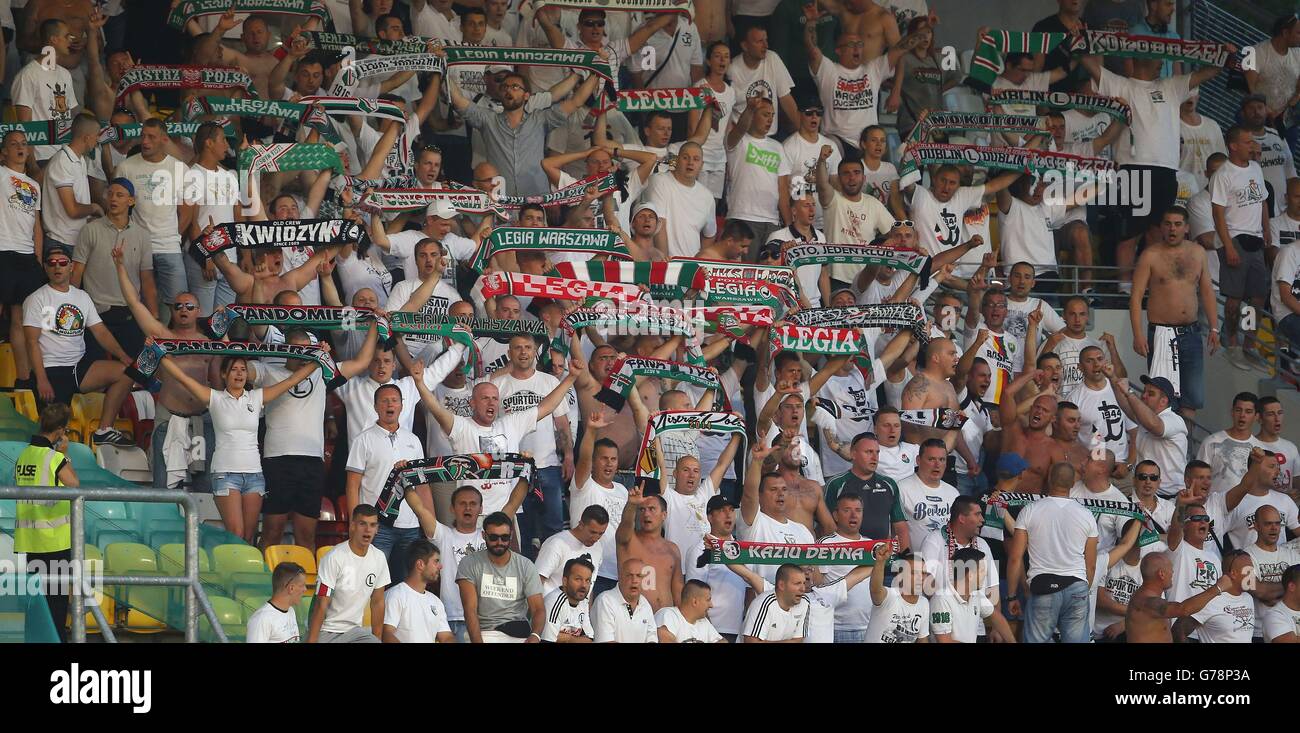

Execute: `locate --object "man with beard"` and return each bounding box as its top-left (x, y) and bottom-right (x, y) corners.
top-left (738, 443), bottom-right (816, 587)
top-left (1067, 346), bottom-right (1136, 478)
top-left (405, 488), bottom-right (496, 643)
top-left (309, 505), bottom-right (388, 643)
top-left (382, 539), bottom-right (456, 643)
top-left (900, 337), bottom-right (961, 451)
top-left (616, 486), bottom-right (683, 611)
top-left (457, 512), bottom-right (546, 643)
top-left (540, 557), bottom-right (595, 643)
top-left (999, 370), bottom-right (1064, 493)
top-left (1124, 552), bottom-right (1237, 643)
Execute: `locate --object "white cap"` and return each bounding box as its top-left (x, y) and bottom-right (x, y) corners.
top-left (426, 199), bottom-right (458, 219)
top-left (486, 64), bottom-right (513, 74)
top-left (633, 201), bottom-right (661, 218)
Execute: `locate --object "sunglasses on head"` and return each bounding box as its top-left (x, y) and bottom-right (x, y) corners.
top-left (1136, 472), bottom-right (1160, 481)
top-left (892, 220), bottom-right (914, 228)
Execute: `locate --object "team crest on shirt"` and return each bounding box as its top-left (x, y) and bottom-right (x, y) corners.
top-left (8, 176), bottom-right (37, 212)
top-left (745, 80), bottom-right (774, 102)
top-left (365, 573), bottom-right (377, 588)
top-left (1192, 559), bottom-right (1218, 590)
top-left (681, 32), bottom-right (694, 47)
top-left (52, 304), bottom-right (85, 336)
top-left (1149, 90), bottom-right (1165, 103)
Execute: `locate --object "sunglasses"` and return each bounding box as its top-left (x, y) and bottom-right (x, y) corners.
top-left (485, 532), bottom-right (512, 542)
top-left (581, 19), bottom-right (606, 27)
top-left (802, 108), bottom-right (823, 116)
top-left (1186, 514), bottom-right (1211, 523)
top-left (892, 220), bottom-right (914, 228)
top-left (174, 303), bottom-right (199, 311)
top-left (45, 259), bottom-right (71, 268)
top-left (1136, 472), bottom-right (1161, 481)
top-left (838, 41), bottom-right (864, 49)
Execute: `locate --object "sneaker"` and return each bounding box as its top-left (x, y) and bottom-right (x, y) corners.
top-left (92, 428), bottom-right (135, 447)
top-left (1224, 346), bottom-right (1253, 372)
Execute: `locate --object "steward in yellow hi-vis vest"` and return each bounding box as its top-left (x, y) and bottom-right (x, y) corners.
top-left (14, 403), bottom-right (79, 642)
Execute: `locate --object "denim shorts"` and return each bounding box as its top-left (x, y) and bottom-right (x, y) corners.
top-left (211, 472), bottom-right (267, 497)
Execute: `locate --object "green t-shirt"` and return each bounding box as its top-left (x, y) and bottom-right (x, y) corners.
top-left (825, 470), bottom-right (905, 540)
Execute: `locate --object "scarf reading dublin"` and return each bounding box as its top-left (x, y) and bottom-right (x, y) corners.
top-left (983, 492), bottom-right (1161, 546)
top-left (597, 356), bottom-right (722, 412)
top-left (906, 111), bottom-right (1048, 144)
top-left (0, 120), bottom-right (71, 146)
top-left (703, 537), bottom-right (895, 566)
top-left (636, 410), bottom-right (747, 481)
top-left (985, 89), bottom-right (1132, 125)
top-left (549, 260), bottom-right (708, 297)
top-left (375, 454), bottom-right (535, 526)
top-left (897, 143), bottom-right (1115, 188)
top-left (480, 272), bottom-right (647, 304)
top-left (671, 257), bottom-right (800, 294)
top-left (786, 303), bottom-right (930, 344)
top-left (238, 144), bottom-right (345, 177)
top-left (127, 340), bottom-right (343, 392)
top-left (471, 227), bottom-right (630, 272)
top-left (115, 66), bottom-right (256, 105)
top-left (167, 0), bottom-right (328, 29)
top-left (784, 243), bottom-right (932, 284)
top-left (203, 304), bottom-right (391, 342)
top-left (192, 219), bottom-right (366, 260)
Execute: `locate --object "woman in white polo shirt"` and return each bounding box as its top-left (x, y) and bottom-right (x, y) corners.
top-left (157, 345), bottom-right (316, 542)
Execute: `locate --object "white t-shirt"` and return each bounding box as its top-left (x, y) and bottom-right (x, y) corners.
top-left (991, 71), bottom-right (1051, 116)
top-left (1244, 542), bottom-right (1300, 637)
top-left (736, 509), bottom-right (814, 585)
top-left (1096, 68), bottom-right (1191, 169)
top-left (742, 590), bottom-right (810, 641)
top-left (1272, 241), bottom-right (1300, 318)
top-left (317, 542), bottom-right (390, 634)
top-left (22, 284), bottom-right (100, 368)
top-left (40, 146), bottom-right (90, 247)
top-left (1263, 599), bottom-right (1300, 642)
top-left (336, 249), bottom-right (393, 303)
top-left (1003, 297), bottom-right (1066, 343)
top-left (1136, 408), bottom-right (1189, 498)
top-left (114, 155), bottom-right (184, 253)
top-left (387, 230), bottom-right (478, 286)
top-left (699, 82), bottom-right (738, 168)
top-left (1068, 381), bottom-right (1135, 467)
top-left (1257, 435), bottom-right (1300, 494)
top-left (802, 579), bottom-right (850, 643)
top-left (864, 586), bottom-right (929, 643)
top-left (875, 441), bottom-right (920, 483)
top-left (643, 21), bottom-right (705, 89)
top-left (662, 477), bottom-right (717, 568)
top-left (1254, 128), bottom-right (1296, 217)
top-left (383, 582), bottom-right (452, 642)
top-left (640, 171), bottom-right (718, 258)
top-left (535, 530), bottom-right (602, 597)
top-left (1070, 484), bottom-right (1130, 552)
top-left (781, 132), bottom-right (840, 228)
top-left (1055, 334), bottom-right (1101, 394)
top-left (928, 589), bottom-right (995, 643)
top-left (1225, 491), bottom-right (1300, 549)
top-left (568, 477), bottom-right (628, 580)
top-left (823, 187), bottom-right (895, 283)
top-left (656, 606), bottom-right (723, 643)
top-left (245, 601), bottom-right (300, 643)
top-left (999, 198), bottom-right (1057, 275)
top-left (1016, 496), bottom-right (1099, 582)
top-left (1092, 558), bottom-right (1142, 638)
top-left (1209, 160), bottom-right (1268, 239)
top-left (919, 530), bottom-right (1000, 597)
top-left (430, 521), bottom-right (485, 622)
top-left (0, 166), bottom-right (39, 254)
top-left (811, 370), bottom-right (876, 476)
top-left (727, 53), bottom-right (795, 133)
top-left (1169, 539), bottom-right (1222, 603)
top-left (491, 370), bottom-right (568, 469)
top-left (911, 184), bottom-right (986, 255)
top-left (207, 388), bottom-right (265, 474)
top-left (813, 55), bottom-right (892, 142)
top-left (1191, 592), bottom-right (1255, 643)
top-left (12, 61), bottom-right (77, 160)
top-left (541, 588), bottom-right (594, 642)
top-left (592, 589), bottom-right (658, 643)
top-left (261, 364), bottom-right (325, 458)
top-left (684, 543), bottom-right (750, 635)
top-left (1179, 116), bottom-right (1227, 190)
top-left (726, 134), bottom-right (791, 225)
top-left (448, 407), bottom-right (537, 457)
top-left (345, 423), bottom-right (425, 529)
top-left (385, 276), bottom-right (464, 361)
top-left (895, 474), bottom-right (958, 549)
top-left (1197, 431), bottom-right (1266, 494)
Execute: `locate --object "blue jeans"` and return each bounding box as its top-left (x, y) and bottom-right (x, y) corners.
top-left (449, 619), bottom-right (469, 644)
top-left (183, 254), bottom-right (216, 316)
top-left (211, 472), bottom-right (266, 496)
top-left (955, 471), bottom-right (987, 498)
top-left (522, 466), bottom-right (563, 554)
top-left (213, 275), bottom-right (237, 311)
top-left (151, 412), bottom-right (215, 491)
top-left (1146, 322), bottom-right (1205, 410)
top-left (152, 253), bottom-right (189, 313)
top-left (833, 627), bottom-right (867, 644)
top-left (373, 525), bottom-right (422, 586)
top-left (1024, 579), bottom-right (1091, 643)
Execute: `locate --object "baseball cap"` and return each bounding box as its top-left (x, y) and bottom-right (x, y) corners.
top-left (1241, 93), bottom-right (1268, 107)
top-left (108, 177), bottom-right (135, 197)
top-left (997, 452), bottom-right (1029, 478)
top-left (486, 64), bottom-right (513, 74)
top-left (1139, 375), bottom-right (1179, 407)
top-left (426, 200), bottom-right (458, 220)
top-left (829, 286), bottom-right (856, 301)
top-left (632, 201), bottom-right (661, 219)
top-left (43, 242), bottom-right (73, 262)
top-left (706, 495), bottom-right (737, 513)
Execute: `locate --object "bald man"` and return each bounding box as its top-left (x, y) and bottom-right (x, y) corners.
top-left (1125, 552), bottom-right (1237, 643)
top-left (901, 336), bottom-right (962, 452)
top-left (999, 370), bottom-right (1067, 493)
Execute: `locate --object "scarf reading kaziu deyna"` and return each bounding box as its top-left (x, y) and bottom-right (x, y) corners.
top-left (702, 536), bottom-right (896, 566)
top-left (127, 339), bottom-right (344, 391)
top-left (375, 454), bottom-right (535, 526)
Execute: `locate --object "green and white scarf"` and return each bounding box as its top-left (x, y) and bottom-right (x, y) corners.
top-left (204, 304), bottom-right (391, 341)
top-left (984, 492), bottom-right (1161, 546)
top-left (472, 227), bottom-right (629, 272)
top-left (550, 260), bottom-right (708, 298)
top-left (127, 339), bottom-right (343, 391)
top-left (636, 410), bottom-right (746, 480)
top-left (704, 537), bottom-right (895, 566)
top-left (897, 143), bottom-right (1115, 188)
top-left (480, 271), bottom-right (648, 304)
top-left (496, 171), bottom-right (621, 211)
top-left (611, 86), bottom-right (714, 113)
top-left (376, 454), bottom-right (534, 526)
top-left (114, 65), bottom-right (256, 105)
top-left (783, 242), bottom-right (931, 278)
top-left (167, 0), bottom-right (328, 29)
top-left (597, 356), bottom-right (722, 412)
top-left (357, 186), bottom-right (506, 217)
top-left (986, 89), bottom-right (1132, 124)
top-left (184, 96), bottom-right (309, 123)
top-left (238, 143), bottom-right (344, 177)
top-left (299, 96), bottom-right (406, 126)
top-left (329, 54), bottom-right (446, 97)
top-left (770, 324), bottom-right (867, 357)
top-left (385, 315), bottom-right (480, 376)
top-left (98, 122), bottom-right (205, 144)
top-left (786, 303), bottom-right (930, 344)
top-left (0, 120), bottom-right (71, 146)
top-left (967, 30), bottom-right (1071, 90)
top-left (907, 111), bottom-right (1049, 144)
top-left (702, 277), bottom-right (792, 316)
top-left (1081, 30), bottom-right (1236, 69)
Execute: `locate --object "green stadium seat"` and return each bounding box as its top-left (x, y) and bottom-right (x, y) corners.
top-left (104, 543), bottom-right (167, 633)
top-left (200, 595), bottom-right (245, 641)
top-left (212, 544), bottom-right (268, 594)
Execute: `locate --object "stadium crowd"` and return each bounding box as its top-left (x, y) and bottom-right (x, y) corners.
top-left (4, 0), bottom-right (1300, 644)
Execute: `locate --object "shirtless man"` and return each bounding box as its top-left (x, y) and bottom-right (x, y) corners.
top-left (616, 485), bottom-right (684, 612)
top-left (693, 0), bottom-right (726, 43)
top-left (1052, 400), bottom-right (1091, 474)
top-left (823, 0), bottom-right (902, 60)
top-left (113, 245), bottom-right (216, 490)
top-left (194, 10), bottom-right (281, 99)
top-left (769, 432), bottom-right (836, 536)
top-left (21, 0), bottom-right (93, 70)
top-left (577, 344), bottom-right (665, 472)
top-left (1126, 552), bottom-right (1239, 643)
top-left (211, 237), bottom-right (338, 306)
top-left (1000, 369), bottom-right (1066, 493)
top-left (1130, 206), bottom-right (1220, 421)
top-left (901, 337), bottom-right (961, 451)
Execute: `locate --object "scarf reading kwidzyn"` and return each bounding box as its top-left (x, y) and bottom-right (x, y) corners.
top-left (114, 65), bottom-right (256, 105)
top-left (127, 339), bottom-right (343, 392)
top-left (375, 454), bottom-right (535, 526)
top-left (702, 536), bottom-right (896, 566)
top-left (549, 260), bottom-right (708, 296)
top-left (786, 303), bottom-right (930, 344)
top-left (907, 111), bottom-right (1048, 144)
top-left (671, 257), bottom-right (801, 294)
top-left (192, 219), bottom-right (367, 260)
top-left (783, 242), bottom-right (932, 284)
top-left (471, 227), bottom-right (630, 272)
top-left (480, 272), bottom-right (648, 305)
top-left (597, 356), bottom-right (722, 412)
top-left (983, 492), bottom-right (1162, 546)
top-left (97, 122), bottom-right (205, 144)
top-left (611, 86), bottom-right (714, 113)
top-left (203, 304), bottom-right (391, 342)
top-left (897, 143), bottom-right (1115, 188)
top-left (238, 144), bottom-right (345, 178)
top-left (167, 0), bottom-right (328, 29)
top-left (0, 120), bottom-right (71, 146)
top-left (985, 89), bottom-right (1132, 125)
top-left (636, 410), bottom-right (747, 481)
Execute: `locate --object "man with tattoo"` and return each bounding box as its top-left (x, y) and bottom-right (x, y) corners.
top-left (1125, 552), bottom-right (1239, 643)
top-left (999, 369), bottom-right (1066, 493)
top-left (901, 337), bottom-right (962, 452)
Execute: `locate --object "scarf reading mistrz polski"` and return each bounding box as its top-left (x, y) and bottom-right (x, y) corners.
top-left (985, 89), bottom-right (1133, 125)
top-left (786, 303), bottom-right (930, 344)
top-left (472, 227), bottom-right (630, 272)
top-left (376, 454), bottom-right (534, 527)
top-left (127, 340), bottom-right (343, 392)
top-left (703, 536), bottom-right (896, 566)
top-left (192, 219), bottom-right (367, 260)
top-left (115, 65), bottom-right (256, 105)
top-left (204, 304), bottom-right (391, 342)
top-left (238, 144), bottom-right (345, 178)
top-left (480, 272), bottom-right (648, 305)
top-left (167, 0), bottom-right (328, 29)
top-left (597, 356), bottom-right (722, 412)
top-left (636, 410), bottom-right (747, 481)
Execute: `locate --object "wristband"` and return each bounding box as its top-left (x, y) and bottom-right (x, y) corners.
top-left (528, 632), bottom-right (541, 640)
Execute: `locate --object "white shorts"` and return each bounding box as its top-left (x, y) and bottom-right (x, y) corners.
top-left (481, 629), bottom-right (527, 643)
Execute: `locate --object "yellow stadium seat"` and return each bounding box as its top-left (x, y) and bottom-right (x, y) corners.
top-left (315, 543), bottom-right (336, 571)
top-left (7, 390), bottom-right (37, 423)
top-left (212, 543), bottom-right (268, 594)
top-left (104, 543), bottom-right (168, 633)
top-left (200, 595), bottom-right (246, 641)
top-left (0, 343), bottom-right (15, 388)
top-left (264, 544), bottom-right (317, 591)
top-left (69, 393), bottom-right (134, 445)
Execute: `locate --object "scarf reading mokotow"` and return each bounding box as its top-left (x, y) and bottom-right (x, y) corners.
top-left (982, 492), bottom-right (1161, 546)
top-left (192, 219), bottom-right (367, 260)
top-left (786, 303), bottom-right (930, 344)
top-left (702, 536), bottom-right (896, 566)
top-left (907, 111), bottom-right (1049, 144)
top-left (549, 260), bottom-right (708, 297)
top-left (0, 120), bottom-right (71, 146)
top-left (597, 356), bottom-right (722, 412)
top-left (203, 304), bottom-right (392, 342)
top-left (471, 227), bottom-right (630, 272)
top-left (127, 340), bottom-right (343, 392)
top-left (375, 454), bottom-right (535, 526)
top-left (238, 144), bottom-right (345, 178)
top-left (167, 0), bottom-right (328, 29)
top-left (897, 143), bottom-right (1115, 188)
top-left (783, 243), bottom-right (932, 285)
top-left (611, 86), bottom-right (714, 113)
top-left (636, 410), bottom-right (747, 481)
top-left (985, 89), bottom-right (1132, 125)
top-left (480, 272), bottom-right (648, 305)
top-left (114, 66), bottom-right (256, 105)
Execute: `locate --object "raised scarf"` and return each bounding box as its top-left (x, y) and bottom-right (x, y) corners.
top-left (471, 227), bottom-right (630, 272)
top-left (899, 408), bottom-right (969, 430)
top-left (238, 143), bottom-right (345, 178)
top-left (184, 96), bottom-right (309, 123)
top-left (299, 32), bottom-right (430, 55)
top-left (703, 536), bottom-right (896, 566)
top-left (611, 86), bottom-right (714, 113)
top-left (783, 242), bottom-right (932, 281)
top-left (298, 95), bottom-right (407, 125)
top-left (168, 0), bottom-right (327, 29)
top-left (480, 271), bottom-right (647, 304)
top-left (376, 454), bottom-right (535, 526)
top-left (97, 122), bottom-right (205, 144)
top-left (192, 219), bottom-right (366, 260)
top-left (358, 186), bottom-right (507, 217)
top-left (907, 111), bottom-right (1049, 144)
top-left (967, 30), bottom-right (1072, 90)
top-left (702, 277), bottom-right (792, 316)
top-left (985, 89), bottom-right (1132, 124)
top-left (897, 143), bottom-right (1115, 188)
top-left (636, 410), bottom-right (747, 480)
top-left (786, 303), bottom-right (930, 344)
top-left (597, 356), bottom-right (722, 412)
top-left (671, 257), bottom-right (800, 294)
top-left (983, 492), bottom-right (1162, 546)
top-left (203, 304), bottom-right (391, 341)
top-left (127, 339), bottom-right (343, 392)
top-left (329, 54), bottom-right (447, 97)
top-left (533, 0), bottom-right (694, 18)
top-left (115, 65), bottom-right (256, 105)
top-left (549, 260), bottom-right (708, 297)
top-left (496, 171), bottom-right (622, 211)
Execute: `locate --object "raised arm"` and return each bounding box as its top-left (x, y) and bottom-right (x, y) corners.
top-left (1103, 366), bottom-right (1165, 435)
top-left (536, 357), bottom-right (582, 420)
top-left (262, 360), bottom-right (318, 403)
top-left (740, 442), bottom-right (777, 526)
top-left (157, 349), bottom-right (213, 403)
top-left (112, 243), bottom-right (169, 338)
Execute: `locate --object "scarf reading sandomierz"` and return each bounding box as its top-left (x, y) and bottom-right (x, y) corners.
top-left (702, 536), bottom-right (896, 567)
top-left (480, 272), bottom-right (648, 305)
top-left (471, 226), bottom-right (630, 272)
top-left (375, 454), bottom-right (535, 526)
top-left (167, 0), bottom-right (328, 29)
top-left (636, 410), bottom-right (747, 481)
top-left (238, 143), bottom-right (345, 177)
top-left (597, 356), bottom-right (723, 412)
top-left (985, 89), bottom-right (1133, 124)
top-left (191, 219), bottom-right (367, 260)
top-left (127, 340), bottom-right (344, 392)
top-left (203, 304), bottom-right (392, 342)
top-left (114, 65), bottom-right (256, 105)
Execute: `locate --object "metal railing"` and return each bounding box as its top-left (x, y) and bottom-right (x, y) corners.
top-left (0, 486), bottom-right (228, 643)
top-left (1188, 1), bottom-right (1289, 155)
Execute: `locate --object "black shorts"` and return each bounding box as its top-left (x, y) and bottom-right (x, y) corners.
top-left (263, 455), bottom-right (326, 517)
top-left (1120, 165), bottom-right (1178, 241)
top-left (0, 251), bottom-right (44, 305)
top-left (40, 361), bottom-right (93, 411)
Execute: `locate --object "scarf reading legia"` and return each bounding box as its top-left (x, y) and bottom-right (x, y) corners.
top-left (127, 340), bottom-right (343, 392)
top-left (480, 272), bottom-right (647, 305)
top-left (906, 111), bottom-right (1049, 144)
top-left (610, 86), bottom-right (714, 114)
top-left (115, 66), bottom-right (256, 105)
top-left (167, 0), bottom-right (328, 30)
top-left (702, 277), bottom-right (794, 317)
top-left (897, 143), bottom-right (1115, 188)
top-left (376, 454), bottom-right (535, 526)
top-left (203, 304), bottom-right (391, 342)
top-left (983, 492), bottom-right (1162, 547)
top-left (786, 303), bottom-right (931, 344)
top-left (549, 260), bottom-right (709, 295)
top-left (597, 356), bottom-right (723, 412)
top-left (702, 535), bottom-right (896, 566)
top-left (636, 410), bottom-right (747, 481)
top-left (986, 89), bottom-right (1133, 125)
top-left (238, 143), bottom-right (345, 178)
top-left (770, 324), bottom-right (868, 358)
top-left (472, 227), bottom-right (630, 272)
top-left (184, 96), bottom-right (309, 123)
top-left (192, 219), bottom-right (367, 260)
